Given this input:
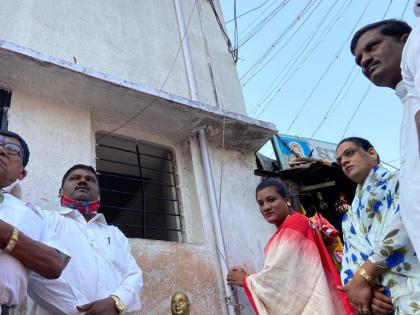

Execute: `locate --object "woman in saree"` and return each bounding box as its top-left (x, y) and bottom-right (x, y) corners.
top-left (226, 178), bottom-right (354, 315)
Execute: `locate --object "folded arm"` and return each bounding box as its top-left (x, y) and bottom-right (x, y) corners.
top-left (0, 219), bottom-right (66, 279)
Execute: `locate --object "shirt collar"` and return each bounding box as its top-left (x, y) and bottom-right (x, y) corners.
top-left (57, 199), bottom-right (108, 224)
top-left (395, 80), bottom-right (408, 100)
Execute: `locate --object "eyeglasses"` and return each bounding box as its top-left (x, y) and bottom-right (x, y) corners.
top-left (0, 142), bottom-right (24, 159)
top-left (336, 148), bottom-right (358, 165)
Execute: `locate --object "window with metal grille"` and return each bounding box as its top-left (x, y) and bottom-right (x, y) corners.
top-left (95, 133), bottom-right (182, 242)
top-left (0, 89), bottom-right (11, 130)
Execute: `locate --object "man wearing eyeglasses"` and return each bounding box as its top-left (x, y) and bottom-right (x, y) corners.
top-left (0, 130), bottom-right (69, 315)
top-left (336, 137), bottom-right (420, 315)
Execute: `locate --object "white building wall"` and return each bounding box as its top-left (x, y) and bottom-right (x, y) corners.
top-left (0, 0), bottom-right (246, 114)
top-left (8, 91), bottom-right (93, 207)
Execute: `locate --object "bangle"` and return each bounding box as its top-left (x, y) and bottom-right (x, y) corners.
top-left (4, 228), bottom-right (19, 253)
top-left (358, 267), bottom-right (373, 283)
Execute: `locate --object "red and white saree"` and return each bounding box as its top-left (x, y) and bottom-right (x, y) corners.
top-left (243, 213), bottom-right (354, 315)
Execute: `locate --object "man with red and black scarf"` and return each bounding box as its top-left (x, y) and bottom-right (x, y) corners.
top-left (28, 164), bottom-right (143, 315)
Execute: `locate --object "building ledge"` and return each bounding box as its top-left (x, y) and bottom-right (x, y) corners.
top-left (0, 40), bottom-right (277, 151)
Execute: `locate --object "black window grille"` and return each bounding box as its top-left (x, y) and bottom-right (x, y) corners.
top-left (95, 133), bottom-right (183, 242)
top-left (0, 89), bottom-right (11, 131)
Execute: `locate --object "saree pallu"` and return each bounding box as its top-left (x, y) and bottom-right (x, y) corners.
top-left (243, 213), bottom-right (354, 315)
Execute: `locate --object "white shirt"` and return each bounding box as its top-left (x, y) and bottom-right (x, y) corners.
top-left (398, 18), bottom-right (420, 260)
top-left (28, 204), bottom-right (143, 315)
top-left (0, 194), bottom-right (62, 307)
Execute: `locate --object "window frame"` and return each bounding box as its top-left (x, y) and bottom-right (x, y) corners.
top-left (95, 133), bottom-right (183, 242)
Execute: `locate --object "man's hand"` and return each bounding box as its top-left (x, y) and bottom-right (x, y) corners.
top-left (371, 287), bottom-right (394, 315)
top-left (77, 297), bottom-right (118, 315)
top-left (227, 267), bottom-right (247, 287)
top-left (338, 272), bottom-right (373, 315)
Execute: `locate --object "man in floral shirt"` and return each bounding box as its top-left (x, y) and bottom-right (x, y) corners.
top-left (336, 137), bottom-right (420, 315)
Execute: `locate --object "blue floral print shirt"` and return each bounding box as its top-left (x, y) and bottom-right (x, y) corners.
top-left (341, 165), bottom-right (420, 314)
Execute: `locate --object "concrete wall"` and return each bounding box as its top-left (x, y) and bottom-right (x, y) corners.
top-left (0, 0), bottom-right (246, 114)
top-left (7, 91), bottom-right (272, 314)
top-left (9, 92), bottom-right (93, 206)
top-left (204, 143), bottom-right (276, 314)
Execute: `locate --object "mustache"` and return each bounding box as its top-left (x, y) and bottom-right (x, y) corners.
top-left (75, 184), bottom-right (89, 190)
top-left (365, 60), bottom-right (379, 72)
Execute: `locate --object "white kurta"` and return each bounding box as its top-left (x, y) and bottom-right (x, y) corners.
top-left (28, 204), bottom-right (143, 315)
top-left (399, 18), bottom-right (420, 261)
top-left (0, 194), bottom-right (63, 307)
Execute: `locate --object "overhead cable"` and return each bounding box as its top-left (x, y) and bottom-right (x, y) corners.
top-left (401, 0), bottom-right (410, 18)
top-left (341, 83), bottom-right (372, 138)
top-left (382, 0), bottom-right (393, 19)
top-left (250, 0), bottom-right (352, 118)
top-left (225, 0), bottom-right (273, 24)
top-left (310, 65), bottom-right (357, 138)
top-left (310, 0), bottom-right (394, 138)
top-left (246, 0), bottom-right (343, 95)
top-left (233, 0), bottom-right (239, 62)
top-left (240, 0), bottom-right (321, 86)
top-left (238, 0), bottom-right (278, 37)
top-left (208, 0), bottom-right (237, 61)
top-left (284, 0), bottom-right (373, 133)
top-left (237, 0), bottom-right (292, 49)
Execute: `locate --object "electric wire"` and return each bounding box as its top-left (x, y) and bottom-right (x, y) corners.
top-left (318, 67), bottom-right (360, 121)
top-left (288, 0), bottom-right (354, 72)
top-left (238, 0), bottom-right (290, 47)
top-left (284, 0), bottom-right (373, 133)
top-left (310, 64), bottom-right (357, 138)
top-left (401, 0), bottom-right (410, 19)
top-left (225, 0), bottom-right (273, 24)
top-left (328, 70), bottom-right (360, 116)
top-left (238, 0), bottom-right (292, 49)
top-left (238, 0), bottom-right (278, 37)
top-left (249, 0), bottom-right (344, 117)
top-left (233, 0), bottom-right (239, 62)
top-left (250, 0), bottom-right (352, 117)
top-left (341, 83), bottom-right (372, 138)
top-left (96, 0), bottom-right (199, 143)
top-left (382, 0), bottom-right (393, 19)
top-left (208, 0), bottom-right (237, 60)
top-left (382, 158), bottom-right (400, 170)
top-left (241, 0), bottom-right (320, 85)
top-left (310, 0), bottom-right (394, 139)
top-left (240, 0), bottom-right (321, 86)
top-left (382, 160), bottom-right (399, 170)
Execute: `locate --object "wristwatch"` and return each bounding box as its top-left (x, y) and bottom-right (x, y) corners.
top-left (110, 295), bottom-right (125, 314)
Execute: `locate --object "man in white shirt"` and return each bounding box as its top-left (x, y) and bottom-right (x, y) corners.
top-left (29, 164), bottom-right (143, 315)
top-left (350, 18), bottom-right (420, 314)
top-left (400, 4), bottom-right (420, 264)
top-left (0, 130), bottom-right (68, 315)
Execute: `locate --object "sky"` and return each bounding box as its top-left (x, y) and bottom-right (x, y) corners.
top-left (219, 0), bottom-right (416, 168)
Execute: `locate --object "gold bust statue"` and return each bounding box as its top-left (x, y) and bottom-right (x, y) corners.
top-left (171, 291), bottom-right (191, 315)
